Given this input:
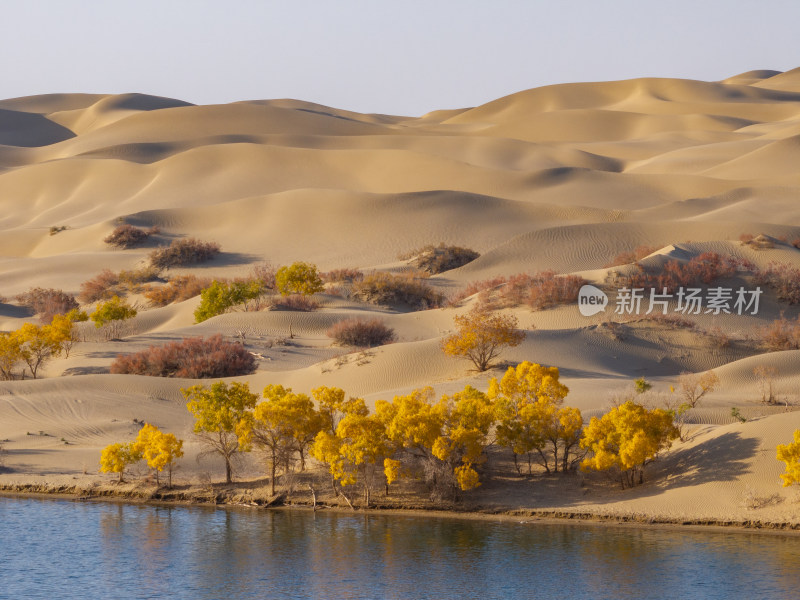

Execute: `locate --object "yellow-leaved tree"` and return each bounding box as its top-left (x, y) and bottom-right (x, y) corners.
top-left (133, 423), bottom-right (184, 487)
top-left (0, 332), bottom-right (24, 381)
top-left (100, 442), bottom-right (142, 483)
top-left (489, 362), bottom-right (580, 474)
top-left (15, 321), bottom-right (70, 379)
top-left (252, 385), bottom-right (325, 495)
top-left (375, 385), bottom-right (495, 498)
top-left (183, 381), bottom-right (257, 483)
top-left (777, 430), bottom-right (800, 487)
top-left (432, 385), bottom-right (495, 492)
top-left (441, 305), bottom-right (525, 371)
top-left (580, 400), bottom-right (679, 488)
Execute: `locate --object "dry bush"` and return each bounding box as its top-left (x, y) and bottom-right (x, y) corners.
top-left (447, 276), bottom-right (507, 306)
top-left (143, 274), bottom-right (213, 307)
top-left (270, 294), bottom-right (320, 311)
top-left (79, 267), bottom-right (161, 303)
top-left (753, 262), bottom-right (800, 304)
top-left (604, 245), bottom-right (659, 267)
top-left (110, 334), bottom-right (256, 378)
top-left (323, 268), bottom-right (364, 283)
top-left (643, 313), bottom-right (696, 329)
top-left (148, 238), bottom-right (221, 270)
top-left (618, 252), bottom-right (750, 293)
top-left (448, 272), bottom-right (585, 310)
top-left (402, 243), bottom-right (480, 274)
top-left (104, 225), bottom-right (159, 248)
top-left (15, 287), bottom-right (79, 323)
top-left (326, 318), bottom-right (396, 347)
top-left (251, 262), bottom-right (277, 291)
top-left (756, 316), bottom-right (800, 351)
top-left (791, 238), bottom-right (800, 250)
top-left (705, 325), bottom-right (730, 349)
top-left (78, 269), bottom-right (120, 303)
top-left (352, 272), bottom-right (444, 310)
top-left (525, 271), bottom-right (586, 310)
top-left (739, 233), bottom-right (755, 245)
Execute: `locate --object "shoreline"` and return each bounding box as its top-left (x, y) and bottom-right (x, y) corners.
top-left (4, 483), bottom-right (800, 536)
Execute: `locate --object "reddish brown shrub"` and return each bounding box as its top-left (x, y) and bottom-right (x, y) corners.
top-left (326, 318), bottom-right (396, 347)
top-left (78, 269), bottom-right (120, 303)
top-left (791, 238), bottom-right (800, 250)
top-left (352, 272), bottom-right (444, 310)
top-left (739, 233), bottom-right (755, 244)
top-left (754, 262), bottom-right (800, 304)
top-left (448, 276), bottom-right (508, 306)
top-left (270, 294), bottom-right (320, 311)
top-left (15, 287), bottom-right (79, 323)
top-left (144, 274), bottom-right (213, 307)
top-left (148, 238), bottom-right (221, 270)
top-left (323, 268), bottom-right (364, 283)
top-left (104, 225), bottom-right (159, 248)
top-left (618, 252), bottom-right (749, 293)
top-left (756, 316), bottom-right (800, 351)
top-left (110, 334), bottom-right (256, 378)
top-left (251, 262), bottom-right (277, 291)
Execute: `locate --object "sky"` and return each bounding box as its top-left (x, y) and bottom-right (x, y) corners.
top-left (2, 0), bottom-right (800, 116)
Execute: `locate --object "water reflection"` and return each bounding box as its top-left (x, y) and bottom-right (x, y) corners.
top-left (2, 497), bottom-right (800, 600)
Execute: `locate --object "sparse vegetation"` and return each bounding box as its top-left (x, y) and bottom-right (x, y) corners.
top-left (327, 318), bottom-right (396, 348)
top-left (110, 334), bottom-right (256, 378)
top-left (49, 225), bottom-right (68, 236)
top-left (352, 272), bottom-right (444, 309)
top-left (401, 243), bottom-right (480, 274)
top-left (148, 238), bottom-right (221, 270)
top-left (104, 224), bottom-right (159, 248)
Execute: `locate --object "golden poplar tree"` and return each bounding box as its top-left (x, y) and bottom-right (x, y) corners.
top-left (183, 381), bottom-right (257, 483)
top-left (777, 430), bottom-right (800, 487)
top-left (441, 306), bottom-right (525, 372)
top-left (134, 423), bottom-right (184, 487)
top-left (580, 401), bottom-right (678, 488)
top-left (100, 442), bottom-right (142, 483)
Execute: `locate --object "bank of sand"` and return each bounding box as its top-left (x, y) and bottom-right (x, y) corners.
top-left (4, 69), bottom-right (800, 526)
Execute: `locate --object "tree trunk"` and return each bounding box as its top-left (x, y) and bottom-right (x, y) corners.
top-left (225, 457), bottom-right (233, 483)
top-left (270, 448), bottom-right (277, 495)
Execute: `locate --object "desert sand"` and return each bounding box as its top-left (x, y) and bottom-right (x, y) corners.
top-left (3, 69), bottom-right (800, 525)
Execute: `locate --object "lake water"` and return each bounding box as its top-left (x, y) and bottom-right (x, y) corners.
top-left (2, 497), bottom-right (799, 600)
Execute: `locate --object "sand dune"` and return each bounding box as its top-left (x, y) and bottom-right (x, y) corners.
top-left (3, 69), bottom-right (800, 523)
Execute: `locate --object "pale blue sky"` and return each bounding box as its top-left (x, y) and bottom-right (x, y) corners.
top-left (2, 0), bottom-right (799, 115)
